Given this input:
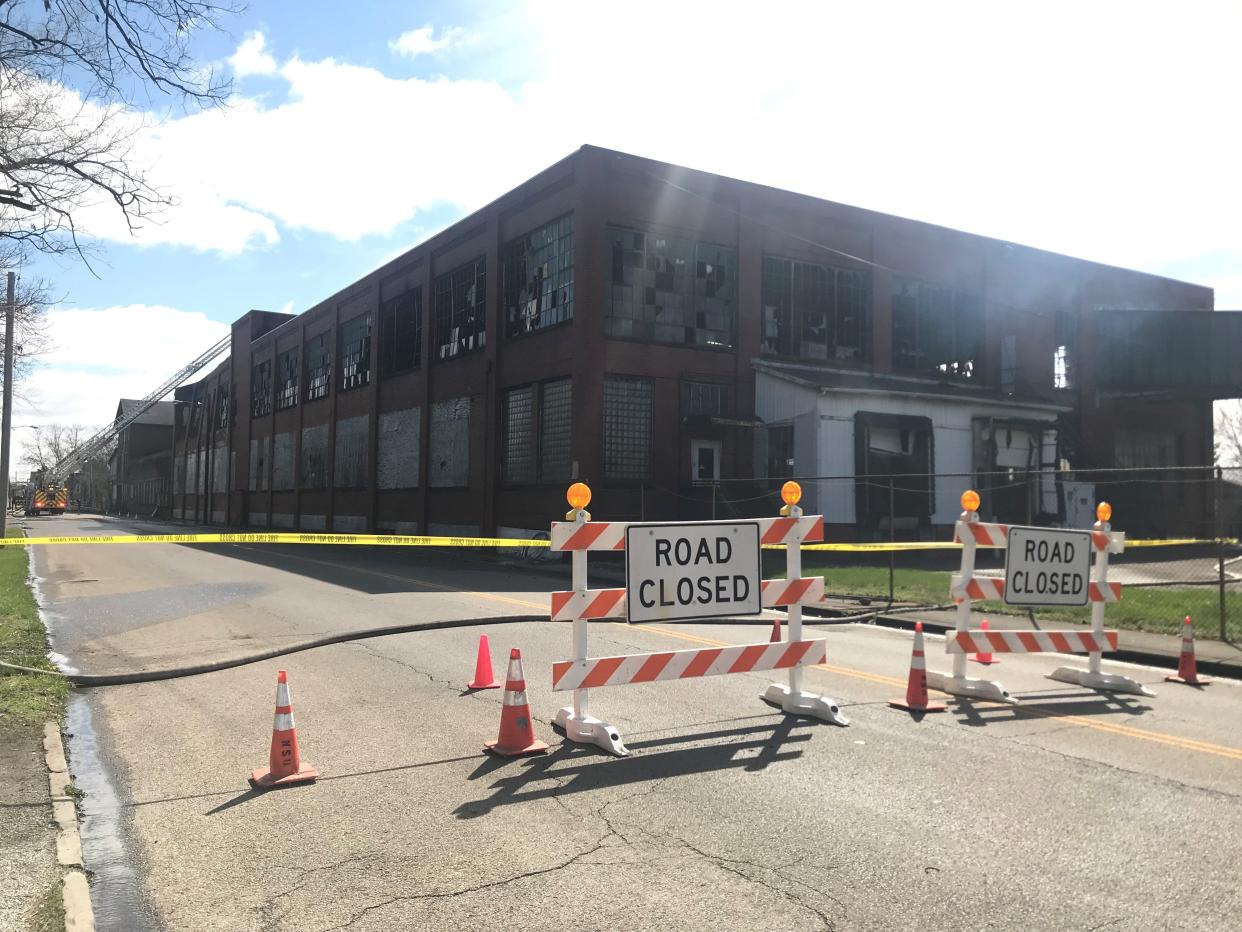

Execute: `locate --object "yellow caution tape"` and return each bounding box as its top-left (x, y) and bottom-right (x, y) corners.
top-left (3, 532), bottom-right (1234, 550)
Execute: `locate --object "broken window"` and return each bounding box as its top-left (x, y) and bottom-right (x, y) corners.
top-left (377, 408), bottom-right (420, 488)
top-left (504, 215), bottom-right (574, 337)
top-left (853, 412), bottom-right (934, 533)
top-left (1001, 335), bottom-right (1017, 395)
top-left (434, 257), bottom-right (487, 361)
top-left (216, 385), bottom-right (231, 430)
top-left (891, 280), bottom-right (982, 380)
top-left (761, 256), bottom-right (871, 363)
top-left (275, 348), bottom-right (299, 410)
top-left (681, 381), bottom-right (729, 418)
top-left (272, 432), bottom-right (295, 490)
top-left (300, 424), bottom-right (329, 488)
top-left (252, 360), bottom-right (273, 418)
top-left (305, 333), bottom-right (331, 401)
top-left (429, 397), bottom-right (471, 487)
top-left (1053, 309), bottom-right (1074, 389)
top-left (333, 416), bottom-right (369, 488)
top-left (767, 425), bottom-right (795, 479)
top-left (603, 376), bottom-right (653, 479)
top-left (606, 227), bottom-right (735, 347)
top-left (380, 288), bottom-right (421, 376)
top-left (500, 378), bottom-right (573, 486)
top-left (338, 315), bottom-right (371, 391)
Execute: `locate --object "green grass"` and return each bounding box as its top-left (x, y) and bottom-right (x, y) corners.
top-left (28, 879), bottom-right (65, 932)
top-left (0, 528), bottom-right (69, 726)
top-left (803, 562), bottom-right (1241, 641)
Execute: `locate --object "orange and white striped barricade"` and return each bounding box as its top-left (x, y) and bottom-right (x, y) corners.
top-left (548, 481), bottom-right (844, 757)
top-left (926, 493), bottom-right (1150, 703)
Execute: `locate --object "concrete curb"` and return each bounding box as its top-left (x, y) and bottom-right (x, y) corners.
top-left (43, 722), bottom-right (95, 932)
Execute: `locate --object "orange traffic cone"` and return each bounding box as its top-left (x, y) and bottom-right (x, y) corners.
top-left (250, 670), bottom-right (318, 789)
top-left (485, 648), bottom-right (549, 756)
top-left (972, 618), bottom-right (997, 665)
top-left (1166, 616), bottom-right (1210, 685)
top-left (889, 622), bottom-right (946, 713)
top-left (468, 634), bottom-right (501, 689)
top-left (769, 616), bottom-right (783, 643)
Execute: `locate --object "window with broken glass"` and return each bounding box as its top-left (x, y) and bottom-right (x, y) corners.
top-left (338, 314), bottom-right (371, 391)
top-left (606, 227), bottom-right (735, 348)
top-left (380, 288), bottom-right (421, 376)
top-left (503, 215), bottom-right (574, 338)
top-left (761, 256), bottom-right (870, 363)
top-left (681, 381), bottom-right (729, 418)
top-left (215, 384), bottom-right (231, 429)
top-left (891, 279), bottom-right (982, 380)
top-left (502, 378), bottom-right (573, 485)
top-left (252, 360), bottom-right (273, 418)
top-left (603, 375), bottom-right (653, 480)
top-left (434, 256), bottom-right (487, 360)
top-left (275, 348), bottom-right (299, 410)
top-left (305, 333), bottom-right (331, 401)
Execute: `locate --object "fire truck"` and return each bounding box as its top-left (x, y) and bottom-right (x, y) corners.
top-left (25, 471), bottom-right (68, 516)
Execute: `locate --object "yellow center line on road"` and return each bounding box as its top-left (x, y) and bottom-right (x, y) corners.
top-left (236, 546), bottom-right (1242, 762)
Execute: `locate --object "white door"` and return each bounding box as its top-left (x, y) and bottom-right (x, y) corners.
top-left (690, 440), bottom-right (722, 483)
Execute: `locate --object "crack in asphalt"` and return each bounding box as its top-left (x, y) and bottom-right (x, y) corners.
top-left (255, 854), bottom-right (379, 931)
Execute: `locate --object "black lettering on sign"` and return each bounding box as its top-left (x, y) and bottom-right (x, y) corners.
top-left (674, 538), bottom-right (691, 565)
top-left (639, 580), bottom-right (655, 608)
top-left (697, 577), bottom-right (712, 603)
top-left (1025, 540), bottom-right (1037, 561)
top-left (733, 575), bottom-right (750, 601)
top-left (655, 539), bottom-right (671, 567)
top-left (716, 536), bottom-right (732, 563)
top-left (696, 538), bottom-right (713, 563)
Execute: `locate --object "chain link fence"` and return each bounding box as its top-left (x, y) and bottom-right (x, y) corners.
top-left (627, 466), bottom-right (1242, 642)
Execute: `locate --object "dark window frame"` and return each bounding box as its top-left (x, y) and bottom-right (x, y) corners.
top-left (891, 279), bottom-right (983, 380)
top-left (433, 256), bottom-right (487, 362)
top-left (680, 380), bottom-right (731, 419)
top-left (501, 377), bottom-right (573, 487)
top-left (502, 214), bottom-right (574, 339)
top-left (251, 359), bottom-right (273, 418)
top-left (304, 332), bottom-right (331, 402)
top-left (380, 287), bottom-right (422, 377)
top-left (275, 347), bottom-right (299, 410)
top-left (338, 314), bottom-right (372, 391)
top-left (760, 254), bottom-right (871, 364)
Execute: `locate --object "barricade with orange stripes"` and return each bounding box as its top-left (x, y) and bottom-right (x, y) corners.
top-left (548, 482), bottom-right (846, 756)
top-left (925, 493), bottom-right (1152, 703)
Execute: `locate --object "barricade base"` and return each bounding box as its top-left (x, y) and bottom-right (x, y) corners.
top-left (924, 670), bottom-right (1017, 705)
top-left (761, 683), bottom-right (850, 726)
top-left (1047, 666), bottom-right (1155, 697)
top-left (553, 707), bottom-right (629, 757)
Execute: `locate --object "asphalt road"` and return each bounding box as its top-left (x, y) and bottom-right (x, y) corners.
top-left (26, 514), bottom-right (1242, 931)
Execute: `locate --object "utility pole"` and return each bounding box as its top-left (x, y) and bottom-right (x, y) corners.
top-left (0, 272), bottom-right (14, 536)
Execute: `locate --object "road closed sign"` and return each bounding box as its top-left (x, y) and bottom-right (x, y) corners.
top-left (625, 522), bottom-right (762, 623)
top-left (1004, 527), bottom-right (1092, 606)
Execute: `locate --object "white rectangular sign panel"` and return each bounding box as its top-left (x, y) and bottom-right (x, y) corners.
top-left (1003, 526), bottom-right (1092, 606)
top-left (625, 522), bottom-right (762, 623)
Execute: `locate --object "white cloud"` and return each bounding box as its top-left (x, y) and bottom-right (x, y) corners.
top-left (389, 25), bottom-right (465, 58)
top-left (230, 31), bottom-right (277, 77)
top-left (60, 4), bottom-right (1242, 304)
top-left (14, 306), bottom-right (230, 455)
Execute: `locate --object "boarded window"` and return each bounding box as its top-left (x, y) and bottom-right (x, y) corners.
top-left (503, 214), bottom-right (574, 337)
top-left (272, 432), bottom-right (295, 490)
top-left (174, 454), bottom-right (186, 496)
top-left (606, 227), bottom-right (735, 347)
top-left (380, 288), bottom-right (422, 375)
top-left (248, 436), bottom-right (270, 492)
top-left (212, 442), bottom-right (228, 493)
top-left (761, 256), bottom-right (870, 363)
top-left (300, 424), bottom-right (329, 488)
top-left (377, 407), bottom-right (420, 488)
top-left (276, 347), bottom-right (299, 410)
top-left (305, 333), bottom-right (331, 401)
top-left (429, 397), bottom-right (470, 487)
top-left (433, 257), bottom-right (487, 361)
top-left (603, 376), bottom-right (653, 479)
top-left (252, 360), bottom-right (273, 417)
top-left (185, 450), bottom-right (198, 493)
top-left (333, 415), bottom-right (369, 488)
top-left (339, 315), bottom-right (371, 391)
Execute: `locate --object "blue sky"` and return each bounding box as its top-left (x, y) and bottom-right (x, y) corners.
top-left (15, 0), bottom-right (1242, 442)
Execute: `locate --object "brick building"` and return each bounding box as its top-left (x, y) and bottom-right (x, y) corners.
top-left (110, 399), bottom-right (175, 516)
top-left (169, 146), bottom-right (1241, 538)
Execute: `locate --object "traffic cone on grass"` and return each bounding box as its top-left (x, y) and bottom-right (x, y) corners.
top-left (1166, 616), bottom-right (1210, 685)
top-left (972, 618), bottom-right (997, 665)
top-left (468, 634), bottom-right (501, 689)
top-left (769, 616), bottom-right (783, 643)
top-left (889, 622), bottom-right (946, 713)
top-left (250, 670), bottom-right (318, 789)
top-left (485, 649), bottom-right (549, 756)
